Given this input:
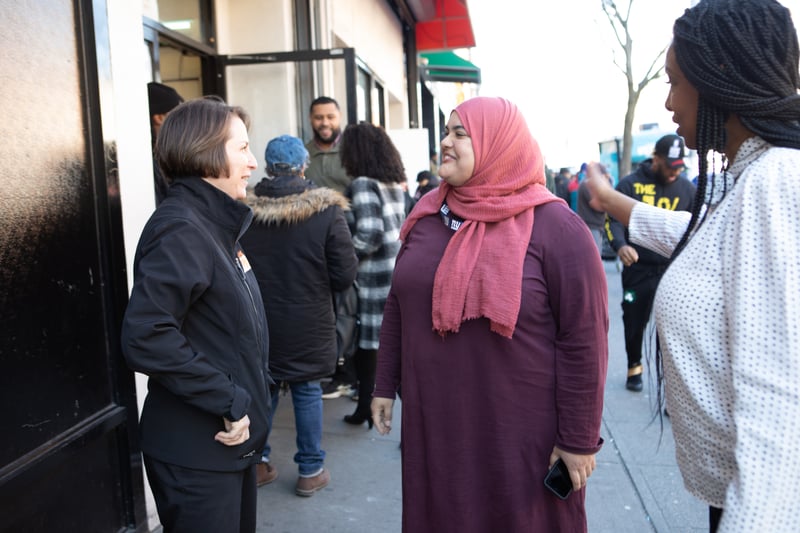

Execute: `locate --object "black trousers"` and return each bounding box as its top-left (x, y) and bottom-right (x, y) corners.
top-left (620, 264), bottom-right (664, 368)
top-left (144, 455), bottom-right (257, 533)
top-left (353, 347), bottom-right (377, 416)
top-left (710, 506), bottom-right (723, 532)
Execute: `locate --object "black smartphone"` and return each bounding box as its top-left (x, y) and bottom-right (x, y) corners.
top-left (543, 458), bottom-right (573, 500)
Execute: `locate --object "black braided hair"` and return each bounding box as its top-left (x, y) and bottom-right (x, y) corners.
top-left (652, 0), bottom-right (800, 422)
top-left (671, 0), bottom-right (800, 256)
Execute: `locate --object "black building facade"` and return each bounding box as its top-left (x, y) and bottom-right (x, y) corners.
top-left (0, 0), bottom-right (146, 531)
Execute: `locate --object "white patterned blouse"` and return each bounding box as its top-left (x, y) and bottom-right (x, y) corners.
top-left (629, 136), bottom-right (800, 532)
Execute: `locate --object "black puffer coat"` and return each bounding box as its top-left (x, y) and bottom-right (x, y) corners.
top-left (241, 176), bottom-right (358, 382)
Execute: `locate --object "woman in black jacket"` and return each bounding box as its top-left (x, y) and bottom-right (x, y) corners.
top-left (121, 97), bottom-right (269, 533)
top-left (241, 135), bottom-right (358, 496)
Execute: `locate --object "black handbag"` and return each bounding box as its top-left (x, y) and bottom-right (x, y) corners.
top-left (334, 281), bottom-right (359, 364)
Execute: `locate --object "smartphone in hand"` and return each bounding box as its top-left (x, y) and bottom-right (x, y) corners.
top-left (543, 458), bottom-right (573, 500)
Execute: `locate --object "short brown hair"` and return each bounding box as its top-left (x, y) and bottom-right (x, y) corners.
top-left (156, 97), bottom-right (251, 182)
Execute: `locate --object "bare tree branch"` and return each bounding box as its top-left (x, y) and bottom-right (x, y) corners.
top-left (600, 0), bottom-right (667, 178)
top-left (637, 45), bottom-right (668, 91)
top-left (623, 0), bottom-right (633, 22)
top-left (601, 1), bottom-right (627, 50)
top-left (612, 57), bottom-right (627, 77)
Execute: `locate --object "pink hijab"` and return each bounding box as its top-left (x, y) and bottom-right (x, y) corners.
top-left (400, 97), bottom-right (565, 338)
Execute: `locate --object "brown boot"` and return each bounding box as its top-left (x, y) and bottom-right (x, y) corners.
top-left (256, 462), bottom-right (278, 487)
top-left (295, 468), bottom-right (330, 497)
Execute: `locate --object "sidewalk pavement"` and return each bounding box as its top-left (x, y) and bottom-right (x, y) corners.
top-left (255, 260), bottom-right (708, 532)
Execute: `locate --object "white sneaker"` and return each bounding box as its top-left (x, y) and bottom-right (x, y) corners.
top-left (321, 381), bottom-right (354, 399)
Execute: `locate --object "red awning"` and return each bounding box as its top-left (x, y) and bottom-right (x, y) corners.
top-left (415, 0), bottom-right (476, 51)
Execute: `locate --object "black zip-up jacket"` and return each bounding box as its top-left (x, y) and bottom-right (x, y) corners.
top-left (240, 176), bottom-right (358, 382)
top-left (121, 178), bottom-right (270, 472)
top-left (606, 159), bottom-right (696, 266)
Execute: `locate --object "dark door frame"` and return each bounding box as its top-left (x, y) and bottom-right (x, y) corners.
top-left (142, 16), bottom-right (219, 95)
top-left (218, 48), bottom-right (359, 127)
top-left (141, 24), bottom-right (361, 135)
top-left (80, 0), bottom-right (146, 529)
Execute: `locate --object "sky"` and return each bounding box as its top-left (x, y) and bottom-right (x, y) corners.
top-left (466, 0), bottom-right (800, 170)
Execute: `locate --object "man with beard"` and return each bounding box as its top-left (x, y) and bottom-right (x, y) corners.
top-left (305, 96), bottom-right (357, 400)
top-left (606, 134), bottom-right (695, 392)
top-left (304, 96), bottom-right (350, 193)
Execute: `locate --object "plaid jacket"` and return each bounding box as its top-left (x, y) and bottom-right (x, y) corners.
top-left (347, 176), bottom-right (406, 349)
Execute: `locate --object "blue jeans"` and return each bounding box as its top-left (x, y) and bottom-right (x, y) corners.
top-left (262, 380), bottom-right (325, 476)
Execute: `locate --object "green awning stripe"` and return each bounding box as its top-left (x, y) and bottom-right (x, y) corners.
top-left (420, 51), bottom-right (481, 84)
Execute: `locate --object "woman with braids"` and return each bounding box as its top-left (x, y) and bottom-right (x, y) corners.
top-left (586, 1), bottom-right (800, 531)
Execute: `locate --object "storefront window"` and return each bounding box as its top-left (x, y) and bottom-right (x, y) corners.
top-left (357, 67), bottom-right (371, 123)
top-left (150, 0), bottom-right (205, 43)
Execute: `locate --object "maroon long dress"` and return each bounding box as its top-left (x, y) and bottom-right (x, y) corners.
top-left (374, 202), bottom-right (609, 533)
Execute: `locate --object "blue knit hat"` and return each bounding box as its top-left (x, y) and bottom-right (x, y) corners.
top-left (265, 135), bottom-right (309, 176)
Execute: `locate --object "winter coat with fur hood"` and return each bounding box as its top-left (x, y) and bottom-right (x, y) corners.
top-left (240, 176), bottom-right (358, 382)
